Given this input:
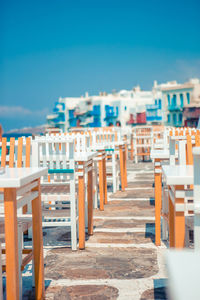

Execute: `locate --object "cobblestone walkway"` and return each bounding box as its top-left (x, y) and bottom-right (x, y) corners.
top-left (23, 161), bottom-right (168, 299)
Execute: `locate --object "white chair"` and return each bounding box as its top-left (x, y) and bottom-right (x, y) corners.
top-left (133, 126), bottom-right (153, 163)
top-left (91, 130), bottom-right (120, 193)
top-left (32, 137), bottom-right (78, 251)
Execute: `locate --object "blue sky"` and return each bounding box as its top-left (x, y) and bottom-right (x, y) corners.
top-left (0, 0), bottom-right (200, 131)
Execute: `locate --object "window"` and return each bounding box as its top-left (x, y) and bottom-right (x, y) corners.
top-left (124, 106), bottom-right (127, 111)
top-left (167, 114), bottom-right (170, 123)
top-left (158, 99), bottom-right (162, 108)
top-left (173, 113), bottom-right (177, 124)
top-left (186, 92), bottom-right (190, 104)
top-left (180, 94), bottom-right (184, 107)
top-left (116, 107), bottom-right (119, 115)
top-left (167, 95), bottom-right (170, 106)
top-left (179, 113), bottom-right (182, 123)
top-left (155, 99), bottom-right (157, 105)
top-left (172, 94), bottom-right (177, 107)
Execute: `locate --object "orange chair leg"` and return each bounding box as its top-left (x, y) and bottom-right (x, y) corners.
top-left (124, 148), bottom-right (127, 188)
top-left (119, 146), bottom-right (125, 191)
top-left (98, 158), bottom-right (104, 211)
top-left (87, 165), bottom-right (93, 235)
top-left (103, 156), bottom-right (108, 205)
top-left (168, 193), bottom-right (175, 247)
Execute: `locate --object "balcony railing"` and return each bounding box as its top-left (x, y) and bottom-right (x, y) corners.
top-left (146, 104), bottom-right (160, 110)
top-left (168, 105), bottom-right (182, 112)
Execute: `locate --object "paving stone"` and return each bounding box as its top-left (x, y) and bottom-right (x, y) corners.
top-left (127, 182), bottom-right (153, 188)
top-left (110, 189), bottom-right (154, 199)
top-left (140, 287), bottom-right (168, 300)
top-left (127, 162), bottom-right (153, 169)
top-left (44, 285), bottom-right (119, 300)
top-left (45, 247), bottom-right (158, 280)
top-left (94, 200), bottom-right (155, 217)
top-left (94, 218), bottom-right (154, 229)
top-left (87, 231), bottom-right (155, 244)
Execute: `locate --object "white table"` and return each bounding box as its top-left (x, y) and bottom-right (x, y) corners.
top-left (0, 167), bottom-right (47, 300)
top-left (150, 149), bottom-right (170, 160)
top-left (162, 165), bottom-right (194, 185)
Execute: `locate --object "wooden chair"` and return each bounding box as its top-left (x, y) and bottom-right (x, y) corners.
top-left (133, 126), bottom-right (153, 163)
top-left (32, 137), bottom-right (78, 250)
top-left (91, 130), bottom-right (121, 193)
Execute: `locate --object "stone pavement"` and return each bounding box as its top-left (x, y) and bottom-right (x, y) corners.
top-left (22, 160), bottom-right (168, 299)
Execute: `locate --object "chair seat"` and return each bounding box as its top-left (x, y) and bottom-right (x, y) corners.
top-left (41, 185), bottom-right (71, 194)
top-left (0, 218), bottom-right (32, 236)
top-left (41, 185), bottom-right (78, 202)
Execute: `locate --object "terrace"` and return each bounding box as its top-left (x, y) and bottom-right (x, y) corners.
top-left (1, 126), bottom-right (200, 300)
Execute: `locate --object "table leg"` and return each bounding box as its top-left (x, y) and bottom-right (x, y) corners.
top-left (78, 169), bottom-right (85, 249)
top-left (4, 188), bottom-right (19, 300)
top-left (168, 192), bottom-right (175, 247)
top-left (119, 146), bottom-right (125, 191)
top-left (87, 163), bottom-right (93, 235)
top-left (174, 185), bottom-right (185, 248)
top-left (32, 179), bottom-right (45, 300)
top-left (130, 136), bottom-right (134, 161)
top-left (155, 170), bottom-right (162, 246)
top-left (98, 158), bottom-right (104, 211)
top-left (124, 148), bottom-right (127, 188)
top-left (103, 156), bottom-right (108, 205)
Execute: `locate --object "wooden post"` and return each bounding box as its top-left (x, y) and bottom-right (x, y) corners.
top-left (32, 179), bottom-right (45, 299)
top-left (1, 137), bottom-right (7, 167)
top-left (87, 162), bottom-right (93, 235)
top-left (4, 188), bottom-right (19, 300)
top-left (78, 163), bottom-right (85, 249)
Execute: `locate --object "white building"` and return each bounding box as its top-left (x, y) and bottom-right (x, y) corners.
top-left (47, 86), bottom-right (155, 130)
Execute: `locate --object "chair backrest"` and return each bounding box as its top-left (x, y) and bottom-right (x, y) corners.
top-left (186, 134), bottom-right (200, 166)
top-left (32, 136), bottom-right (75, 183)
top-left (49, 132), bottom-right (91, 154)
top-left (0, 137), bottom-right (31, 168)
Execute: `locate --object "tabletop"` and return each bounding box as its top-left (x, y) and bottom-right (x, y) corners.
top-left (0, 167), bottom-right (48, 188)
top-left (150, 149), bottom-right (170, 160)
top-left (162, 165), bottom-right (193, 185)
